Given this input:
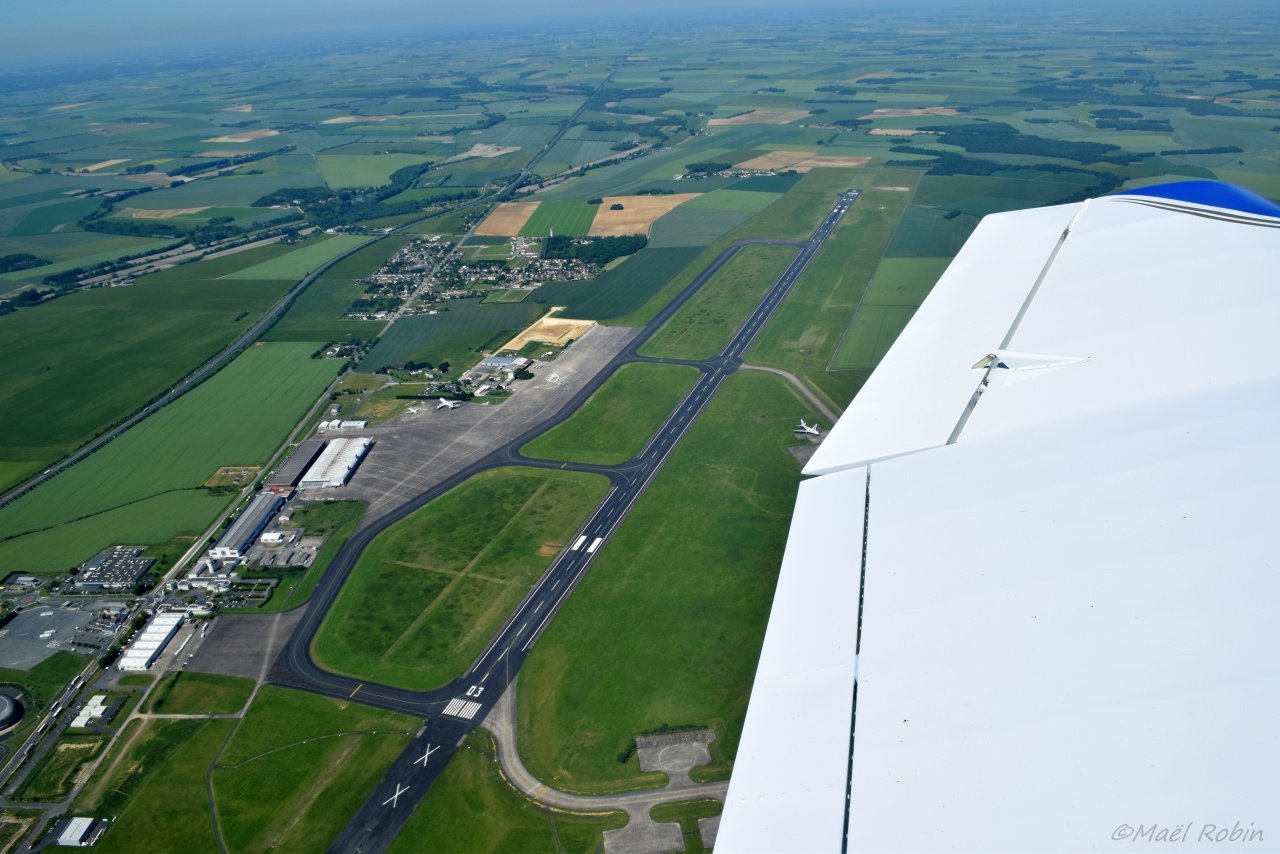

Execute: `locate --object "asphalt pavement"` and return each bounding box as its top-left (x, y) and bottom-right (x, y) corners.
top-left (305, 189), bottom-right (859, 853)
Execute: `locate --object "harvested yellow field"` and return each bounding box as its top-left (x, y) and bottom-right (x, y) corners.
top-left (867, 127), bottom-right (931, 136)
top-left (501, 311), bottom-right (597, 351)
top-left (864, 107), bottom-right (958, 119)
top-left (121, 207), bottom-right (211, 219)
top-left (197, 150), bottom-right (251, 157)
top-left (321, 115), bottom-right (398, 124)
top-left (736, 151), bottom-right (869, 173)
top-left (49, 101), bottom-right (94, 111)
top-left (221, 104), bottom-right (253, 112)
top-left (738, 150), bottom-right (815, 170)
top-left (83, 158), bottom-right (128, 172)
top-left (475, 202), bottom-right (540, 236)
top-left (204, 128), bottom-right (280, 143)
top-left (588, 193), bottom-right (701, 237)
top-left (708, 109), bottom-right (811, 127)
top-left (443, 143), bottom-right (521, 163)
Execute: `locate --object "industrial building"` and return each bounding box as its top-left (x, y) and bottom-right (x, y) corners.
top-left (718, 183), bottom-right (1280, 852)
top-left (300, 436), bottom-right (372, 489)
top-left (73, 546), bottom-right (154, 590)
top-left (317, 419), bottom-right (367, 432)
top-left (207, 492), bottom-right (284, 561)
top-left (265, 438), bottom-right (326, 495)
top-left (117, 611), bottom-right (184, 671)
top-left (56, 817), bottom-right (105, 847)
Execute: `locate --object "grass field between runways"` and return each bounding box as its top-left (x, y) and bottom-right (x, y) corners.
top-left (522, 363), bottom-right (700, 465)
top-left (313, 468), bottom-right (610, 691)
top-left (518, 371), bottom-right (811, 793)
top-left (640, 244), bottom-right (798, 361)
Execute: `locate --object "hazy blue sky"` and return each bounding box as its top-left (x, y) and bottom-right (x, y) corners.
top-left (8, 0), bottom-right (845, 62)
top-left (7, 0), bottom-right (1269, 64)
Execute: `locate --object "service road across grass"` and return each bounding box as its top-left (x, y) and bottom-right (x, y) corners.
top-left (522, 363), bottom-right (700, 465)
top-left (313, 468), bottom-right (610, 691)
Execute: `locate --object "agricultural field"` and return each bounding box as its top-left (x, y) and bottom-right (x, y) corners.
top-left (264, 236), bottom-right (408, 343)
top-left (531, 246), bottom-right (703, 321)
top-left (518, 200), bottom-right (597, 237)
top-left (313, 468), bottom-right (610, 690)
top-left (523, 364), bottom-right (701, 465)
top-left (518, 371), bottom-right (810, 792)
top-left (317, 154), bottom-right (436, 189)
top-left (0, 244), bottom-right (303, 491)
top-left (0, 343), bottom-right (341, 570)
top-left (222, 233), bottom-right (369, 280)
top-left (359, 299), bottom-right (543, 372)
top-left (13, 735), bottom-right (106, 802)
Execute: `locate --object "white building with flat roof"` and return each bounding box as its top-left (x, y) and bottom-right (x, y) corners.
top-left (117, 611), bottom-right (185, 671)
top-left (300, 437), bottom-right (372, 489)
top-left (718, 182), bottom-right (1280, 853)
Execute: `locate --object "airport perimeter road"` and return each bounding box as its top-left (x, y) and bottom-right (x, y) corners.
top-left (278, 191), bottom-right (859, 853)
top-left (0, 236), bottom-right (377, 511)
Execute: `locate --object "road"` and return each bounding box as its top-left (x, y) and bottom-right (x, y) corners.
top-left (276, 189), bottom-right (859, 853)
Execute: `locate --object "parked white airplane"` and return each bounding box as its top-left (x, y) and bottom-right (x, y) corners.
top-left (406, 406), bottom-right (420, 415)
top-left (795, 419), bottom-right (820, 436)
top-left (437, 399), bottom-right (460, 410)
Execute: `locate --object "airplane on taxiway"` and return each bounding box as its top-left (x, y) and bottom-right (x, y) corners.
top-left (795, 419), bottom-right (820, 436)
top-left (437, 399), bottom-right (460, 410)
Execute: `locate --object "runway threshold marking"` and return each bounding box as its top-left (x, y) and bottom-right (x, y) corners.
top-left (587, 537), bottom-right (603, 554)
top-left (571, 536), bottom-right (587, 551)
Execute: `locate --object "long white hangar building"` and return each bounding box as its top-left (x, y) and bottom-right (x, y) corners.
top-left (719, 182), bottom-right (1280, 852)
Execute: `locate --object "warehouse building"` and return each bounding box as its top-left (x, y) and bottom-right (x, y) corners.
top-left (117, 611), bottom-right (184, 671)
top-left (264, 438), bottom-right (325, 495)
top-left (55, 817), bottom-right (106, 847)
top-left (207, 492), bottom-right (284, 561)
top-left (73, 546), bottom-right (154, 590)
top-left (300, 437), bottom-right (372, 489)
top-left (718, 182), bottom-right (1280, 852)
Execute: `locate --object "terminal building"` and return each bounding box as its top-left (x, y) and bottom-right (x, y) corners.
top-left (718, 182), bottom-right (1280, 852)
top-left (300, 436), bottom-right (372, 489)
top-left (117, 611), bottom-right (184, 671)
top-left (207, 492), bottom-right (284, 561)
top-left (264, 438), bottom-right (325, 495)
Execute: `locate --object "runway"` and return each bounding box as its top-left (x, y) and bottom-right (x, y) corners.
top-left (268, 190), bottom-right (861, 853)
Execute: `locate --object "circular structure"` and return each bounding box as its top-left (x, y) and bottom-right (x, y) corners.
top-left (0, 693), bottom-right (24, 731)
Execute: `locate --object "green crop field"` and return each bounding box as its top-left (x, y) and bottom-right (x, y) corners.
top-left (523, 364), bottom-right (700, 464)
top-left (318, 154), bottom-right (436, 189)
top-left (745, 174), bottom-right (916, 413)
top-left (387, 731), bottom-right (626, 854)
top-left (74, 718), bottom-right (203, 817)
top-left (518, 200), bottom-right (597, 237)
top-left (147, 672), bottom-right (254, 715)
top-left (212, 687), bottom-right (418, 853)
top-left (359, 299), bottom-right (542, 372)
top-left (829, 257), bottom-right (952, 369)
top-left (518, 372), bottom-right (808, 792)
top-left (265, 237), bottom-right (407, 342)
top-left (0, 244), bottom-right (301, 491)
top-left (532, 246), bottom-right (702, 320)
top-left (313, 468), bottom-right (609, 690)
top-left (681, 189), bottom-right (783, 212)
top-left (884, 205), bottom-right (977, 257)
top-left (0, 342), bottom-right (341, 570)
top-left (640, 244), bottom-right (797, 361)
top-left (222, 234), bottom-right (368, 279)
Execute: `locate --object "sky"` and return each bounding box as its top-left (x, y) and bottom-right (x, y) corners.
top-left (8, 0), bottom-right (1274, 65)
top-left (8, 0), bottom-right (842, 62)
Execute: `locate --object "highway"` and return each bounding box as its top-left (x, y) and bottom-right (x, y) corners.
top-left (292, 189), bottom-right (859, 853)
